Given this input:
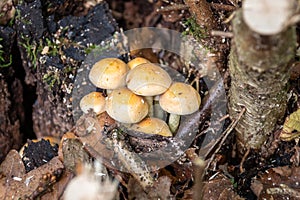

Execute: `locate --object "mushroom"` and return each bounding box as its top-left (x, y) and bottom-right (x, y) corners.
top-left (105, 88), bottom-right (148, 123)
top-left (89, 58), bottom-right (129, 90)
top-left (130, 117), bottom-right (173, 137)
top-left (159, 82), bottom-right (201, 133)
top-left (126, 63), bottom-right (172, 117)
top-left (79, 91), bottom-right (106, 115)
top-left (127, 57), bottom-right (150, 69)
top-left (126, 63), bottom-right (172, 96)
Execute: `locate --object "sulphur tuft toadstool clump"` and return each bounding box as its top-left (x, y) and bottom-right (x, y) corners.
top-left (84, 56), bottom-right (201, 136)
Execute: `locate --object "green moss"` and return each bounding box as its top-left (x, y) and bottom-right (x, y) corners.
top-left (182, 17), bottom-right (208, 41)
top-left (15, 8), bottom-right (31, 25)
top-left (19, 35), bottom-right (64, 69)
top-left (0, 38), bottom-right (12, 68)
top-left (84, 44), bottom-right (99, 54)
top-left (45, 38), bottom-right (59, 56)
top-left (19, 34), bottom-right (42, 69)
top-left (230, 178), bottom-right (238, 189)
top-left (42, 71), bottom-right (61, 89)
top-left (84, 42), bottom-right (115, 56)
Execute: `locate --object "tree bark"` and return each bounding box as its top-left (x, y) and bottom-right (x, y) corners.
top-left (228, 9), bottom-right (296, 153)
top-left (0, 72), bottom-right (23, 162)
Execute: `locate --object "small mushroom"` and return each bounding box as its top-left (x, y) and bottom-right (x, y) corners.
top-left (127, 57), bottom-right (150, 69)
top-left (126, 63), bottom-right (172, 96)
top-left (159, 82), bottom-right (201, 133)
top-left (130, 117), bottom-right (172, 137)
top-left (105, 88), bottom-right (148, 123)
top-left (89, 58), bottom-right (129, 90)
top-left (79, 91), bottom-right (106, 115)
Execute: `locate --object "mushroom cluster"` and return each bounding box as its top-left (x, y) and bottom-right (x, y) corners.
top-left (79, 57), bottom-right (201, 136)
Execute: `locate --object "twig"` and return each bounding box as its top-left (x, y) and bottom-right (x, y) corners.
top-left (211, 3), bottom-right (237, 12)
top-left (192, 107), bottom-right (244, 200)
top-left (156, 4), bottom-right (189, 13)
top-left (206, 107), bottom-right (246, 166)
top-left (210, 30), bottom-right (233, 38)
top-left (218, 114), bottom-right (230, 122)
top-left (193, 157), bottom-right (206, 200)
top-left (239, 147), bottom-right (250, 173)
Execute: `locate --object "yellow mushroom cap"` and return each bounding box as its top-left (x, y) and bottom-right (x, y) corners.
top-left (79, 92), bottom-right (106, 115)
top-left (127, 57), bottom-right (150, 69)
top-left (126, 63), bottom-right (172, 96)
top-left (105, 88), bottom-right (148, 123)
top-left (89, 58), bottom-right (129, 89)
top-left (130, 117), bottom-right (172, 137)
top-left (159, 82), bottom-right (201, 115)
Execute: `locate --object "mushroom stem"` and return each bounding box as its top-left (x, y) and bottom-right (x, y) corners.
top-left (153, 95), bottom-right (166, 120)
top-left (145, 96), bottom-right (154, 117)
top-left (168, 113), bottom-right (180, 134)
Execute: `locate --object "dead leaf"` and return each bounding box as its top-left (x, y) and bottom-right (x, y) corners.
top-left (128, 176), bottom-right (172, 200)
top-left (0, 150), bottom-right (25, 178)
top-left (40, 170), bottom-right (74, 200)
top-left (75, 112), bottom-right (154, 190)
top-left (280, 109), bottom-right (300, 141)
top-left (202, 174), bottom-right (243, 200)
top-left (60, 135), bottom-right (91, 172)
top-left (283, 109), bottom-right (300, 132)
top-left (251, 166), bottom-right (300, 199)
top-left (0, 155), bottom-right (64, 199)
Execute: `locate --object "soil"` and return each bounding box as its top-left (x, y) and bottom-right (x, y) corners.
top-left (0, 0), bottom-right (300, 199)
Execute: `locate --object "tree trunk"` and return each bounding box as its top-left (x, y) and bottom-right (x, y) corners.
top-left (228, 5), bottom-right (296, 153)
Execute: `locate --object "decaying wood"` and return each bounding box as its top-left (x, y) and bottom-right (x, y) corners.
top-left (0, 73), bottom-right (23, 162)
top-left (14, 0), bottom-right (118, 138)
top-left (228, 3), bottom-right (297, 153)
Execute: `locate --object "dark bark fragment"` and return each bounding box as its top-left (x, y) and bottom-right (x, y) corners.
top-left (22, 139), bottom-right (58, 172)
top-left (228, 10), bottom-right (297, 152)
